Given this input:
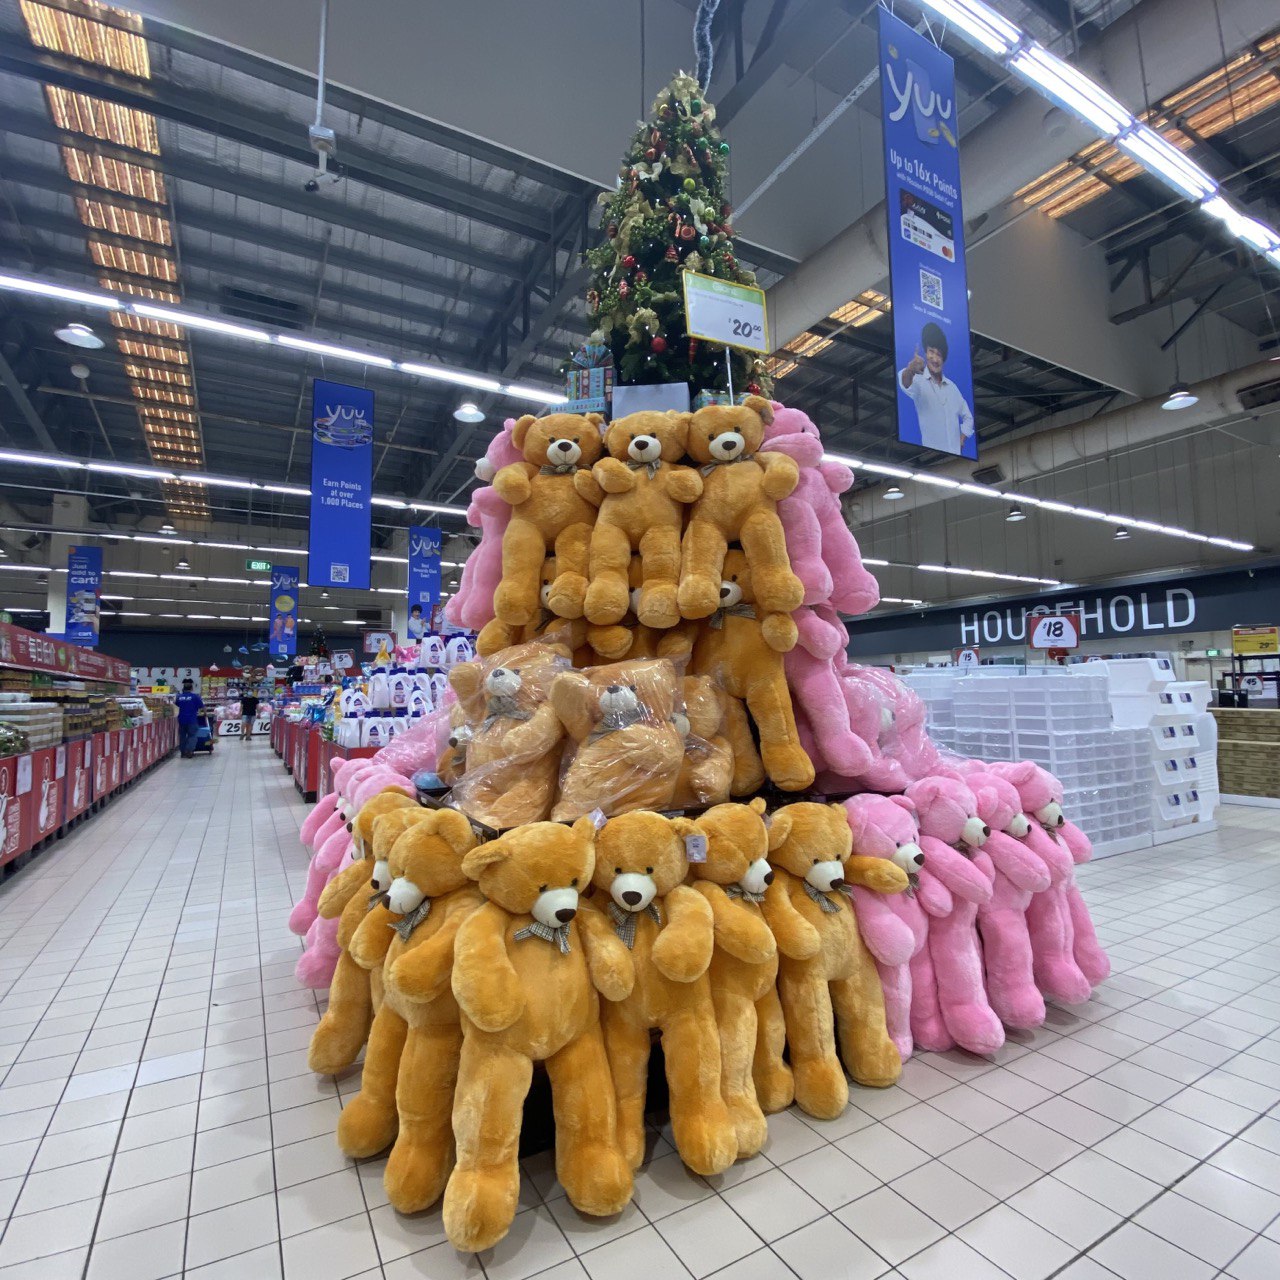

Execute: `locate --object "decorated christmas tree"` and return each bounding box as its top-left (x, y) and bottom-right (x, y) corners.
top-left (586, 72), bottom-right (772, 396)
top-left (309, 626), bottom-right (329, 660)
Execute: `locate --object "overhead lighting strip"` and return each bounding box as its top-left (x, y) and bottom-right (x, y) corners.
top-left (915, 1), bottom-right (1280, 271)
top-left (822, 451), bottom-right (1253, 553)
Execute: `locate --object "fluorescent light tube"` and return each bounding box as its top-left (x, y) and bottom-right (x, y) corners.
top-left (193, 476), bottom-right (260, 491)
top-left (1200, 197), bottom-right (1280, 254)
top-left (1116, 126), bottom-right (1216, 201)
top-left (399, 361), bottom-right (503, 393)
top-left (276, 334), bottom-right (395, 368)
top-left (1008, 45), bottom-right (1133, 135)
top-left (861, 558), bottom-right (890, 567)
top-left (859, 462), bottom-right (914, 478)
top-left (0, 272), bottom-right (121, 309)
top-left (86, 461), bottom-right (176, 480)
top-left (821, 452), bottom-right (863, 468)
top-left (371, 497), bottom-right (409, 509)
top-left (912, 474), bottom-right (961, 489)
top-left (0, 450), bottom-right (82, 469)
top-left (131, 303), bottom-right (271, 342)
top-left (503, 383), bottom-right (567, 405)
top-left (259, 484), bottom-right (312, 496)
top-left (919, 0), bottom-right (1020, 56)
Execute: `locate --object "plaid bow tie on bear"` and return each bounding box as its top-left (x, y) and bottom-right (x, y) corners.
top-left (726, 883), bottom-right (766, 904)
top-left (607, 899), bottom-right (663, 948)
top-left (539, 462), bottom-right (578, 475)
top-left (699, 453), bottom-right (755, 476)
top-left (392, 898), bottom-right (432, 941)
top-left (513, 921), bottom-right (572, 954)
top-left (708, 602), bottom-right (757, 630)
top-left (803, 880), bottom-right (843, 913)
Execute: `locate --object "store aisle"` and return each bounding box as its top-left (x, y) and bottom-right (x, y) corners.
top-left (1, 746), bottom-right (1280, 1280)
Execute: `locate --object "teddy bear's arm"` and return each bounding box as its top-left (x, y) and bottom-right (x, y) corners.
top-left (843, 855), bottom-right (909, 896)
top-left (692, 881), bottom-right (777, 964)
top-left (657, 623), bottom-right (695, 662)
top-left (503, 703), bottom-right (565, 758)
top-left (650, 885), bottom-right (714, 982)
top-left (348, 905), bottom-right (396, 970)
top-left (317, 860), bottom-right (370, 919)
top-left (574, 469), bottom-right (606, 507)
top-left (662, 464), bottom-right (703, 505)
top-left (491, 462), bottom-right (536, 506)
top-left (756, 452), bottom-right (800, 501)
top-left (591, 456), bottom-right (637, 495)
top-left (760, 433), bottom-right (823, 468)
top-left (451, 902), bottom-right (526, 1032)
top-left (761, 875), bottom-right (822, 960)
top-left (549, 671), bottom-right (596, 741)
top-left (577, 906), bottom-right (635, 1002)
top-left (388, 896), bottom-right (479, 1004)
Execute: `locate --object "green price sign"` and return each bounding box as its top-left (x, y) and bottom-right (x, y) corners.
top-left (246, 558), bottom-right (272, 573)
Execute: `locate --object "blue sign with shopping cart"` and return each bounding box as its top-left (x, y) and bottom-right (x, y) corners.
top-left (406, 526), bottom-right (441, 642)
top-left (64, 545), bottom-right (102, 647)
top-left (308, 378), bottom-right (373, 590)
top-left (269, 565), bottom-right (300, 659)
top-left (879, 9), bottom-right (977, 460)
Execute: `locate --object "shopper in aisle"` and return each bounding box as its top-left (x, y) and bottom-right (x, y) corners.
top-left (176, 677), bottom-right (204, 758)
top-left (240, 691), bottom-right (260, 740)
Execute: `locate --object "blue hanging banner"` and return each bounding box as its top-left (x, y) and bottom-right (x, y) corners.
top-left (406, 526), bottom-right (441, 642)
top-left (879, 10), bottom-right (977, 460)
top-left (308, 378), bottom-right (373, 589)
top-left (64, 545), bottom-right (102, 647)
top-left (269, 565), bottom-right (300, 659)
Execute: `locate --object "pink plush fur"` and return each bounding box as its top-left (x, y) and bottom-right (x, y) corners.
top-left (905, 776), bottom-right (1004, 1054)
top-left (760, 403), bottom-right (880, 614)
top-left (296, 914), bottom-right (341, 989)
top-left (446, 419), bottom-right (522, 631)
top-left (301, 791), bottom-right (337, 848)
top-left (842, 664), bottom-right (941, 791)
top-left (288, 760), bottom-right (372, 937)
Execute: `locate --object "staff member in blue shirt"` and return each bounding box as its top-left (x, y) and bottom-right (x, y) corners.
top-left (176, 678), bottom-right (204, 758)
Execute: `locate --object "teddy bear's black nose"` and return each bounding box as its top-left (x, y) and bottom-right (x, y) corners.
top-left (982, 825), bottom-right (991, 837)
top-left (621, 890), bottom-right (642, 906)
top-left (830, 877), bottom-right (845, 891)
top-left (719, 586), bottom-right (732, 599)
top-left (606, 684), bottom-right (620, 694)
top-left (346, 822), bottom-right (353, 833)
top-left (554, 439), bottom-right (572, 452)
top-left (763, 870), bottom-right (774, 885)
top-left (555, 907), bottom-right (577, 923)
top-left (1055, 815), bottom-right (1065, 826)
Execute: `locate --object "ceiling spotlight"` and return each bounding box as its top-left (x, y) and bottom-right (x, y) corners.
top-left (883, 485), bottom-right (906, 500)
top-left (160, 523), bottom-right (175, 534)
top-left (1006, 505), bottom-right (1027, 522)
top-left (176, 556), bottom-right (191, 570)
top-left (69, 361), bottom-right (91, 380)
top-left (1114, 526), bottom-right (1131, 541)
top-left (1161, 382), bottom-right (1199, 411)
top-left (321, 590), bottom-right (329, 599)
top-left (453, 401), bottom-right (486, 423)
top-left (55, 322), bottom-right (104, 349)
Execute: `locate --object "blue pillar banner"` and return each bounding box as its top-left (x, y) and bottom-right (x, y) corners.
top-left (64, 545), bottom-right (102, 647)
top-left (308, 378), bottom-right (373, 590)
top-left (269, 565), bottom-right (300, 659)
top-left (406, 526), bottom-right (441, 641)
top-left (879, 10), bottom-right (977, 460)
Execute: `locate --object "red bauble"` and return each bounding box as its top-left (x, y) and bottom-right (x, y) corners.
top-left (679, 224), bottom-right (696, 240)
top-left (644, 147), bottom-right (656, 161)
top-left (622, 254), bottom-right (636, 269)
top-left (746, 382), bottom-right (762, 395)
top-left (651, 336), bottom-right (667, 354)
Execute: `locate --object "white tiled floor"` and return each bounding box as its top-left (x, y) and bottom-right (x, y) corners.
top-left (2, 745), bottom-right (1279, 1280)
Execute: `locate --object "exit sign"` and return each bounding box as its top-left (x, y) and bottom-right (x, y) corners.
top-left (246, 558), bottom-right (272, 573)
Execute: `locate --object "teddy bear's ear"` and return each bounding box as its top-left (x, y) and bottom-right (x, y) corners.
top-left (585, 413), bottom-right (606, 435)
top-left (667, 410), bottom-right (693, 444)
top-left (668, 815), bottom-right (698, 840)
top-left (742, 394), bottom-right (774, 426)
top-left (461, 839), bottom-right (509, 879)
top-left (890, 794), bottom-right (917, 816)
top-left (511, 414), bottom-right (538, 451)
top-left (570, 815), bottom-right (600, 852)
top-left (766, 809), bottom-right (791, 851)
top-left (436, 809), bottom-right (479, 856)
top-left (748, 796), bottom-right (767, 816)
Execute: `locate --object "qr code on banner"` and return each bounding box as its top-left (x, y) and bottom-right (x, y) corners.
top-left (919, 267), bottom-right (943, 310)
top-left (330, 563), bottom-right (350, 584)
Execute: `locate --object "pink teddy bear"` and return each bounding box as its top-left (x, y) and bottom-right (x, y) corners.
top-left (844, 793), bottom-right (929, 1059)
top-left (445, 419), bottom-right (523, 631)
top-left (904, 775), bottom-right (1005, 1055)
top-left (759, 403), bottom-right (880, 615)
top-left (841, 664), bottom-right (941, 792)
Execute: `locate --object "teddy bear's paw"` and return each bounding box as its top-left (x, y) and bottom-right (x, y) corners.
top-left (990, 982), bottom-right (1047, 1031)
top-left (294, 948), bottom-right (337, 990)
top-left (1074, 940), bottom-right (1110, 986)
top-left (560, 1143), bottom-right (633, 1217)
top-left (636, 583), bottom-right (680, 630)
top-left (385, 1140), bottom-right (454, 1215)
top-left (307, 1017), bottom-right (367, 1075)
top-left (288, 901), bottom-right (319, 935)
top-left (677, 577), bottom-right (720, 619)
top-left (671, 1109), bottom-right (737, 1176)
top-left (546, 575), bottom-right (588, 620)
top-left (752, 1058), bottom-right (795, 1114)
top-left (842, 1034), bottom-right (903, 1090)
top-left (493, 584), bottom-right (535, 627)
top-left (758, 570), bottom-right (805, 615)
top-left (588, 625), bottom-right (633, 662)
top-left (584, 580), bottom-right (629, 626)
top-left (760, 613), bottom-right (798, 653)
top-left (443, 1165), bottom-right (521, 1253)
top-left (945, 1003), bottom-right (1006, 1056)
top-left (724, 1092), bottom-right (768, 1159)
top-left (761, 744), bottom-right (816, 793)
top-left (791, 1057), bottom-right (850, 1120)
top-left (336, 1093), bottom-right (398, 1159)
top-left (1036, 957), bottom-right (1094, 1006)
top-left (909, 1018), bottom-right (954, 1054)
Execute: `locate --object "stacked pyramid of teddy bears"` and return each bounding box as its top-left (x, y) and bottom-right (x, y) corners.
top-left (286, 393), bottom-right (1112, 1256)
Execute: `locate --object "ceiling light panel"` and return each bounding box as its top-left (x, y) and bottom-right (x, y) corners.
top-left (62, 147), bottom-right (167, 203)
top-left (21, 1), bottom-right (150, 77)
top-left (76, 198), bottom-right (171, 245)
top-left (90, 242), bottom-right (177, 281)
top-left (44, 86), bottom-right (159, 152)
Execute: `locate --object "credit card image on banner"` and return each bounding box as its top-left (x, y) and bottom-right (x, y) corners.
top-left (309, 378), bottom-right (373, 590)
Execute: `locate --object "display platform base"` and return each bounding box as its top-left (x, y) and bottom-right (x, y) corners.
top-left (1222, 793), bottom-right (1280, 809)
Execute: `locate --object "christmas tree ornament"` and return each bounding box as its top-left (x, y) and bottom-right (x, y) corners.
top-left (698, 235), bottom-right (711, 251)
top-left (651, 336), bottom-right (667, 354)
top-left (691, 98), bottom-right (702, 114)
top-left (645, 147), bottom-right (657, 161)
top-left (683, 177), bottom-right (697, 192)
top-left (665, 246), bottom-right (679, 262)
top-left (718, 141), bottom-right (730, 155)
top-left (622, 254), bottom-right (637, 269)
top-left (679, 224), bottom-right (696, 240)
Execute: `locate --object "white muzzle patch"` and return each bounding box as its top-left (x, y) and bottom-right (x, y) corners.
top-left (532, 886), bottom-right (579, 928)
top-left (740, 857), bottom-right (773, 896)
top-left (371, 858), bottom-right (392, 893)
top-left (485, 667), bottom-right (522, 698)
top-left (474, 457), bottom-right (496, 482)
top-left (806, 860), bottom-right (845, 893)
top-left (1006, 813), bottom-right (1032, 838)
top-left (709, 432), bottom-right (745, 460)
top-left (891, 842), bottom-right (925, 873)
top-left (718, 581), bottom-right (744, 606)
top-left (1036, 802), bottom-right (1065, 828)
top-left (628, 435), bottom-right (661, 463)
top-left (387, 877), bottom-right (425, 915)
top-left (600, 685), bottom-right (640, 720)
top-left (961, 816), bottom-right (990, 848)
top-left (540, 581), bottom-right (554, 607)
top-left (548, 438), bottom-right (582, 465)
top-left (611, 873), bottom-right (657, 913)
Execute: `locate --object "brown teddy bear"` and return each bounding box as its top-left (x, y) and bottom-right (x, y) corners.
top-left (338, 810), bottom-right (486, 1214)
top-left (691, 549), bottom-right (815, 792)
top-left (477, 557), bottom-right (590, 659)
top-left (549, 658), bottom-right (685, 820)
top-left (678, 396), bottom-right (803, 622)
top-left (586, 810), bottom-right (737, 1175)
top-left (759, 803), bottom-right (907, 1120)
top-left (448, 642), bottom-right (569, 829)
top-left (670, 675), bottom-right (735, 810)
top-left (587, 554), bottom-right (696, 663)
top-left (492, 413), bottom-right (605, 624)
top-left (580, 410), bottom-right (702, 628)
top-left (687, 800), bottom-right (790, 1157)
top-left (436, 704), bottom-right (470, 786)
top-left (307, 796), bottom-right (420, 1074)
top-left (444, 819), bottom-right (635, 1253)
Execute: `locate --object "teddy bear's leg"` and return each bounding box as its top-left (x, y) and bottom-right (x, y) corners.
top-left (636, 524), bottom-right (682, 630)
top-left (295, 915), bottom-right (341, 990)
top-left (930, 911), bottom-right (1005, 1056)
top-left (677, 520), bottom-right (728, 619)
top-left (752, 981), bottom-right (794, 1114)
top-left (494, 517), bottom-right (546, 626)
top-left (1065, 876), bottom-right (1110, 987)
top-left (830, 948), bottom-right (902, 1089)
top-left (740, 510), bottom-right (804, 615)
top-left (547, 522), bottom-right (594, 619)
top-left (587, 623), bottom-right (635, 662)
top-left (720, 695), bottom-right (766, 796)
top-left (288, 853), bottom-right (329, 936)
top-left (908, 938), bottom-right (954, 1053)
top-left (777, 959), bottom-right (848, 1120)
top-left (662, 1004), bottom-right (738, 1175)
top-left (978, 895), bottom-right (1046, 1031)
top-left (743, 674), bottom-right (816, 792)
top-left (546, 1025), bottom-right (634, 1217)
top-left (337, 1001), bottom-right (407, 1158)
top-left (601, 1002), bottom-right (651, 1171)
top-left (385, 1020), bottom-right (464, 1214)
top-left (710, 983), bottom-right (768, 1158)
top-left (877, 956), bottom-right (915, 1061)
top-left (788, 650), bottom-right (876, 777)
top-left (583, 520), bottom-right (633, 626)
top-left (778, 494), bottom-right (833, 606)
top-left (476, 617), bottom-right (518, 658)
top-left (443, 1035), bottom-right (533, 1253)
top-left (308, 949), bottom-right (373, 1074)
top-left (1026, 883), bottom-right (1093, 1005)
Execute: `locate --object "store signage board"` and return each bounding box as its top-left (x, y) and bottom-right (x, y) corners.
top-left (407, 526), bottom-right (442, 642)
top-left (682, 271), bottom-right (770, 353)
top-left (1030, 613), bottom-right (1081, 650)
top-left (0, 620), bottom-right (130, 684)
top-left (879, 9), bottom-right (977, 461)
top-left (308, 378), bottom-right (373, 590)
top-left (331, 650), bottom-right (356, 673)
top-left (268, 565), bottom-right (300, 659)
top-left (953, 646), bottom-right (980, 671)
top-left (1241, 674), bottom-right (1265, 694)
top-left (363, 630), bottom-right (396, 656)
top-left (1232, 625), bottom-right (1278, 656)
top-left (65, 545), bottom-right (102, 648)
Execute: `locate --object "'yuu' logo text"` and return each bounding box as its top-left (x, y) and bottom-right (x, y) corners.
top-left (884, 55), bottom-right (954, 137)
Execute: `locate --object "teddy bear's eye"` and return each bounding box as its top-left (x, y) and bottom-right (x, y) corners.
top-left (538, 884), bottom-right (548, 893)
top-left (813, 858), bottom-right (820, 866)
top-left (573, 436), bottom-right (580, 443)
top-left (614, 867), bottom-right (622, 875)
top-left (570, 877), bottom-right (579, 888)
top-left (645, 866), bottom-right (653, 874)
